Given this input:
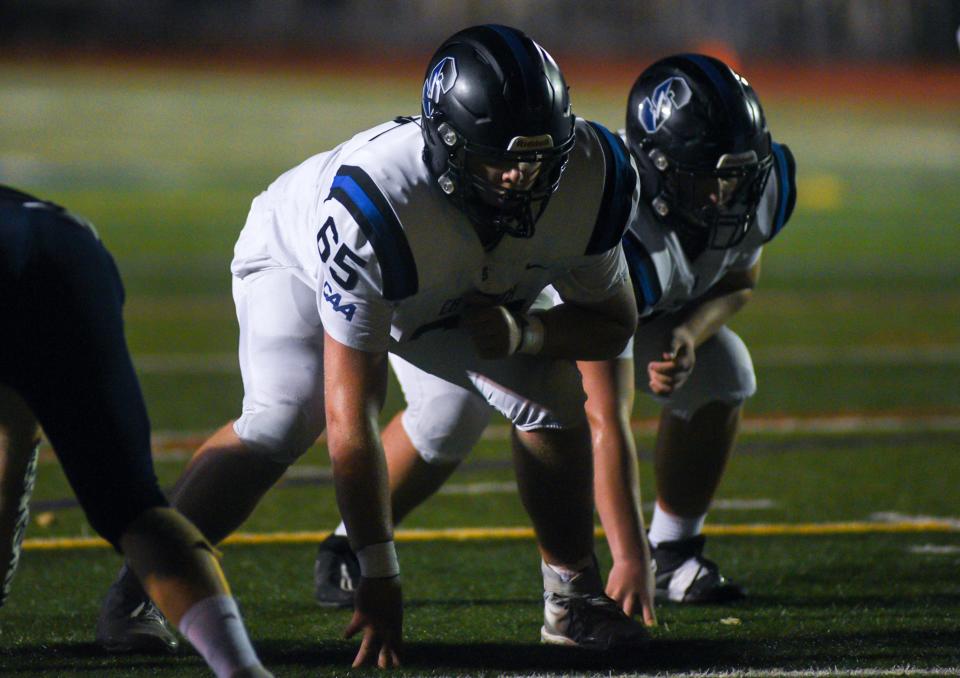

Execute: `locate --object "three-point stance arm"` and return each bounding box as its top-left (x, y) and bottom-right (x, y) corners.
top-left (578, 357), bottom-right (656, 626)
top-left (323, 332), bottom-right (402, 669)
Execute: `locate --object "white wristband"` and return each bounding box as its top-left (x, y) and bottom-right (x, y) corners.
top-left (518, 313), bottom-right (545, 355)
top-left (357, 541), bottom-right (399, 578)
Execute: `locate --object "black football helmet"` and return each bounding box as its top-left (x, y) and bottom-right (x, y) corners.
top-left (421, 24), bottom-right (576, 238)
top-left (625, 54), bottom-right (773, 250)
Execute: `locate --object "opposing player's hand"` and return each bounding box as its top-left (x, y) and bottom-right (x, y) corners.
top-left (461, 305), bottom-right (521, 359)
top-left (606, 557), bottom-right (657, 627)
top-left (343, 576), bottom-right (403, 669)
top-left (647, 329), bottom-right (695, 395)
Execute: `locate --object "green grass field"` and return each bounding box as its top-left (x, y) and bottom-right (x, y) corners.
top-left (1, 60), bottom-right (959, 676)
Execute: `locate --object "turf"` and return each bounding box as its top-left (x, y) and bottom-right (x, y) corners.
top-left (0, 60), bottom-right (958, 676)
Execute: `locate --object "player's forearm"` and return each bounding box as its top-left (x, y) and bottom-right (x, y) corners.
top-left (329, 429), bottom-right (394, 550)
top-left (538, 286), bottom-right (638, 360)
top-left (591, 415), bottom-right (647, 562)
top-left (679, 288), bottom-right (752, 348)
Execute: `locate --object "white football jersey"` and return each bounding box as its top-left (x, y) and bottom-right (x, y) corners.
top-left (621, 142), bottom-right (797, 316)
top-left (232, 116), bottom-right (639, 353)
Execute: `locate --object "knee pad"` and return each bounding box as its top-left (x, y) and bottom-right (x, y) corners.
top-left (234, 403), bottom-right (324, 465)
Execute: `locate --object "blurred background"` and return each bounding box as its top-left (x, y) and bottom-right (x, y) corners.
top-left (3, 0), bottom-right (960, 61)
top-left (0, 1), bottom-right (958, 432)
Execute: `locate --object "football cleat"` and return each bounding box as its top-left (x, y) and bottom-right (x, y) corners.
top-left (314, 533), bottom-right (360, 608)
top-left (540, 557), bottom-right (649, 650)
top-left (96, 565), bottom-right (179, 654)
top-left (541, 590), bottom-right (650, 650)
top-left (652, 535), bottom-right (745, 604)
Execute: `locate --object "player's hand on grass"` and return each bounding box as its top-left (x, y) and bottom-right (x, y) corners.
top-left (647, 328), bottom-right (695, 395)
top-left (344, 576), bottom-right (403, 669)
top-left (605, 557), bottom-right (657, 627)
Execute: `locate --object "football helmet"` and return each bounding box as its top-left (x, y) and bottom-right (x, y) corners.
top-left (626, 54), bottom-right (773, 249)
top-left (421, 24), bottom-right (576, 238)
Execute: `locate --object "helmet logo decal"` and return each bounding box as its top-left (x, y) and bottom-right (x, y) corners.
top-left (422, 57), bottom-right (458, 119)
top-left (639, 76), bottom-right (693, 133)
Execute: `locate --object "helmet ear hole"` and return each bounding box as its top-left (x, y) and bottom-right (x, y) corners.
top-left (437, 123), bottom-right (460, 148)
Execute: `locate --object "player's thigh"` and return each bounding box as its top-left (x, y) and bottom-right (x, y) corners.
top-left (389, 353), bottom-right (492, 463)
top-left (393, 329), bottom-right (586, 432)
top-left (233, 268), bottom-right (326, 461)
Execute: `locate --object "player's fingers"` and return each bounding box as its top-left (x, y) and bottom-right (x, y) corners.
top-left (343, 613), bottom-right (364, 639)
top-left (351, 634), bottom-right (377, 668)
top-left (621, 594), bottom-right (636, 618)
top-left (378, 643), bottom-right (401, 669)
top-left (643, 602), bottom-right (658, 627)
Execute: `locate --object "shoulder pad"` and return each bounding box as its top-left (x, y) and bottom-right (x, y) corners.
top-left (767, 142), bottom-right (797, 242)
top-left (585, 121), bottom-right (638, 255)
top-left (326, 165), bottom-right (418, 301)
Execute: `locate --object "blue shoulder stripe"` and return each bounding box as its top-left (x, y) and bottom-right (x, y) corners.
top-left (328, 166), bottom-right (418, 301)
top-left (622, 230), bottom-right (662, 313)
top-left (585, 121), bottom-right (637, 255)
top-left (768, 142), bottom-right (797, 241)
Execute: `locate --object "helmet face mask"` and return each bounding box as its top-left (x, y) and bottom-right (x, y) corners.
top-left (626, 54), bottom-right (773, 251)
top-left (421, 25), bottom-right (576, 239)
top-left (659, 149), bottom-right (773, 249)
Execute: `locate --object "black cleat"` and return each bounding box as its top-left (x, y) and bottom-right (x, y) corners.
top-left (96, 565), bottom-right (179, 654)
top-left (541, 590), bottom-right (650, 649)
top-left (652, 535), bottom-right (745, 604)
top-left (314, 534), bottom-right (359, 608)
top-left (540, 557), bottom-right (649, 650)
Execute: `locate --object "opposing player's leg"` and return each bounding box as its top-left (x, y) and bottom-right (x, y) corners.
top-left (316, 355), bottom-right (490, 606)
top-left (637, 321), bottom-right (755, 603)
top-left (98, 266), bottom-right (325, 658)
top-left (119, 507), bottom-right (271, 677)
top-left (11, 215), bottom-right (271, 674)
top-left (0, 386), bottom-right (40, 609)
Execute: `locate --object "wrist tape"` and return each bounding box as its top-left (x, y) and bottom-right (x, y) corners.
top-left (357, 540), bottom-right (399, 578)
top-left (517, 313), bottom-right (545, 355)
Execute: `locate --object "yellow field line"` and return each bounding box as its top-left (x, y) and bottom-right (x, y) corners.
top-left (21, 520), bottom-right (960, 551)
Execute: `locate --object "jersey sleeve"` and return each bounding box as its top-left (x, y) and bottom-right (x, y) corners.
top-left (583, 121), bottom-right (639, 255)
top-left (318, 165), bottom-right (419, 353)
top-left (551, 244), bottom-right (631, 305)
top-left (765, 142), bottom-right (797, 243)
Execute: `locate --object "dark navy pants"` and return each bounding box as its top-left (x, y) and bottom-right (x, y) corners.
top-left (0, 189), bottom-right (168, 548)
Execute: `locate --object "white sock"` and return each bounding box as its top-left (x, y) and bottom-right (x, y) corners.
top-left (648, 502), bottom-right (706, 548)
top-left (178, 594), bottom-right (262, 678)
top-left (333, 522), bottom-right (348, 537)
